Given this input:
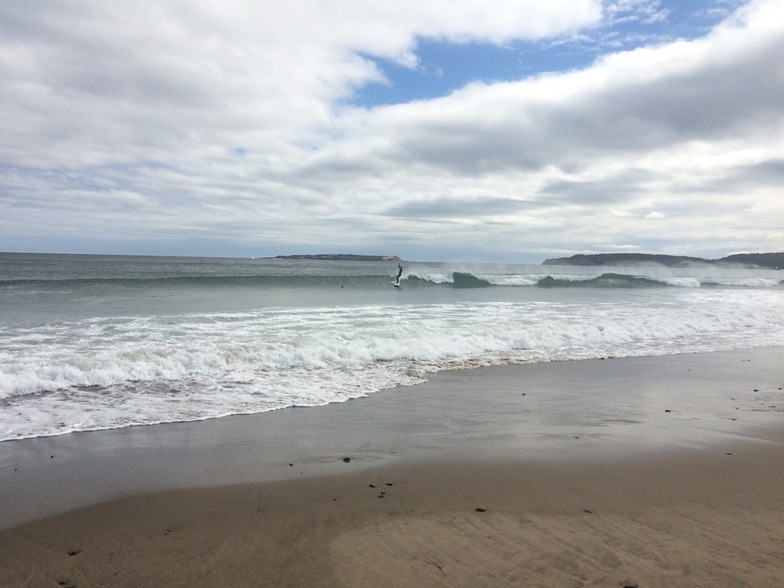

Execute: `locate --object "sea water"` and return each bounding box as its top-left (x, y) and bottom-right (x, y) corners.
top-left (1, 252), bottom-right (783, 441)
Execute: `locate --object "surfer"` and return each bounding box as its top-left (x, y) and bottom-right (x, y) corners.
top-left (395, 263), bottom-right (403, 286)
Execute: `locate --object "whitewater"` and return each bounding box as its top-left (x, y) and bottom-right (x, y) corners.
top-left (1, 252), bottom-right (783, 441)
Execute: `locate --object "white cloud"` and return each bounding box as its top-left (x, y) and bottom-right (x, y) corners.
top-left (604, 0), bottom-right (669, 25)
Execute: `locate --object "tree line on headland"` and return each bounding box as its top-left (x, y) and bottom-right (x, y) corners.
top-left (543, 252), bottom-right (784, 269)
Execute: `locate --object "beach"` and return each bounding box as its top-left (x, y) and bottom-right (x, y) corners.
top-left (1, 347), bottom-right (783, 586)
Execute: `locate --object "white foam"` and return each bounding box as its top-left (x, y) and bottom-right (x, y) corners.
top-left (3, 288), bottom-right (784, 440)
top-left (476, 274), bottom-right (541, 286)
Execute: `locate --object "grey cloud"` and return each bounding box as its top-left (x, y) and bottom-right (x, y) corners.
top-left (539, 169), bottom-right (655, 205)
top-left (384, 195), bottom-right (538, 218)
top-left (688, 158), bottom-right (784, 195)
top-left (589, 45), bottom-right (784, 142)
top-left (4, 3), bottom-right (216, 107)
top-left (735, 159), bottom-right (784, 182)
top-left (540, 180), bottom-right (631, 206)
top-left (389, 122), bottom-right (550, 175)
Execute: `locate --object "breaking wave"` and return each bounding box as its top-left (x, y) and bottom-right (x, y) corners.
top-left (403, 270), bottom-right (782, 289)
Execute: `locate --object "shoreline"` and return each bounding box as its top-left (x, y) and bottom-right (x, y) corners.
top-left (1, 346), bottom-right (783, 528)
top-left (1, 347), bottom-right (783, 585)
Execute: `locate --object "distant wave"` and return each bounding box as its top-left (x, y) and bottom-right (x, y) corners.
top-left (404, 271), bottom-right (782, 289)
top-left (452, 272), bottom-right (492, 288)
top-left (537, 273), bottom-right (666, 288)
top-left (0, 274), bottom-right (396, 290)
top-left (1, 270), bottom-right (781, 292)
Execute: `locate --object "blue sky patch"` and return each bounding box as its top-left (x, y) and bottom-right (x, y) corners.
top-left (353, 1), bottom-right (743, 107)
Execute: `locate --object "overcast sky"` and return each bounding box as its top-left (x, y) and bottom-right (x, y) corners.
top-left (2, 0), bottom-right (783, 262)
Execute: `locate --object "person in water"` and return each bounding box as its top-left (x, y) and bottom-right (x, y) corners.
top-left (395, 263), bottom-right (403, 285)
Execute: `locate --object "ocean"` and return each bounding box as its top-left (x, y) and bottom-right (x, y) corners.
top-left (1, 252), bottom-right (783, 442)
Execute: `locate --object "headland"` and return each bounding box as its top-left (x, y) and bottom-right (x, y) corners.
top-left (544, 251), bottom-right (784, 269)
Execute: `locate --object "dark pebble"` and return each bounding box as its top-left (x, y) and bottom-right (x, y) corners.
top-left (385, 482), bottom-right (393, 486)
top-left (288, 463), bottom-right (293, 467)
top-left (342, 457), bottom-right (351, 463)
top-left (369, 484), bottom-right (376, 488)
top-left (623, 582), bottom-right (639, 588)
top-left (665, 409), bottom-right (671, 413)
top-left (67, 549), bottom-right (82, 556)
top-left (475, 507), bottom-right (486, 513)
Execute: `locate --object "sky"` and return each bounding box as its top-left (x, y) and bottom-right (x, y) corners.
top-left (2, 0), bottom-right (783, 262)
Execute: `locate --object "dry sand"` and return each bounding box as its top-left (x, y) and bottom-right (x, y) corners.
top-left (1, 349), bottom-right (783, 587)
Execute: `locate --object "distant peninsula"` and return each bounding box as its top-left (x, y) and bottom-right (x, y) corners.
top-left (274, 253), bottom-right (400, 261)
top-left (543, 252), bottom-right (784, 269)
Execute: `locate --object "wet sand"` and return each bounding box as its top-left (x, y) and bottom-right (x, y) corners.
top-left (1, 348), bottom-right (783, 586)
